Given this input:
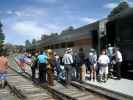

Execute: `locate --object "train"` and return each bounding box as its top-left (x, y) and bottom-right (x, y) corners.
top-left (37, 20), bottom-right (105, 57)
top-left (35, 8), bottom-right (133, 78)
top-left (106, 8), bottom-right (133, 78)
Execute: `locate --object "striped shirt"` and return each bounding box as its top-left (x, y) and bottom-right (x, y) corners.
top-left (62, 53), bottom-right (73, 64)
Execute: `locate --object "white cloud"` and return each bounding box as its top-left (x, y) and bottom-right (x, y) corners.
top-left (0, 10), bottom-right (14, 15)
top-left (129, 1), bottom-right (133, 7)
top-left (104, 3), bottom-right (118, 9)
top-left (15, 11), bottom-right (22, 16)
top-left (11, 21), bottom-right (45, 38)
top-left (46, 24), bottom-right (61, 30)
top-left (11, 21), bottom-right (63, 38)
top-left (32, 0), bottom-right (57, 3)
top-left (3, 7), bottom-right (47, 17)
top-left (6, 10), bottom-right (14, 14)
top-left (3, 17), bottom-right (65, 44)
top-left (15, 8), bottom-right (46, 17)
top-left (80, 17), bottom-right (97, 23)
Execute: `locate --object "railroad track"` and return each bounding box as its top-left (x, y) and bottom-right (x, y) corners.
top-left (45, 80), bottom-right (111, 100)
top-left (8, 67), bottom-right (111, 100)
top-left (0, 85), bottom-right (19, 100)
top-left (7, 68), bottom-right (57, 100)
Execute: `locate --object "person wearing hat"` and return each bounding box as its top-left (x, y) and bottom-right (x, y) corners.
top-left (62, 48), bottom-right (73, 86)
top-left (107, 44), bottom-right (114, 78)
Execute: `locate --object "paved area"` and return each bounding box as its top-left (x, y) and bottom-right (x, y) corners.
top-left (85, 78), bottom-right (133, 97)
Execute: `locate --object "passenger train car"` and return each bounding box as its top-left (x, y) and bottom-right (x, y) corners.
top-left (38, 20), bottom-right (107, 57)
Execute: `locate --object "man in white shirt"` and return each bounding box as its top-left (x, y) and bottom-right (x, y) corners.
top-left (98, 50), bottom-right (110, 82)
top-left (107, 44), bottom-right (114, 78)
top-left (114, 48), bottom-right (122, 80)
top-left (62, 48), bottom-right (73, 85)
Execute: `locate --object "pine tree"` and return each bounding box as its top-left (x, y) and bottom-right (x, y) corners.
top-left (108, 1), bottom-right (130, 17)
top-left (0, 22), bottom-right (5, 50)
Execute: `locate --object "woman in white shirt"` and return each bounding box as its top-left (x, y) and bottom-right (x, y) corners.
top-left (98, 50), bottom-right (110, 82)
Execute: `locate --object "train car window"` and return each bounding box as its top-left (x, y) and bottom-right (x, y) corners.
top-left (55, 44), bottom-right (59, 49)
top-left (44, 47), bottom-right (47, 50)
top-left (50, 45), bottom-right (54, 49)
top-left (47, 46), bottom-right (50, 49)
top-left (61, 42), bottom-right (66, 48)
top-left (67, 42), bottom-right (74, 47)
top-left (91, 30), bottom-right (98, 48)
top-left (53, 44), bottom-right (56, 49)
top-left (53, 44), bottom-right (58, 49)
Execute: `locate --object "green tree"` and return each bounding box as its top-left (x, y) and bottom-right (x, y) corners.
top-left (4, 43), bottom-right (16, 54)
top-left (31, 38), bottom-right (37, 50)
top-left (61, 26), bottom-right (74, 34)
top-left (25, 40), bottom-right (32, 51)
top-left (108, 1), bottom-right (130, 17)
top-left (0, 22), bottom-right (5, 54)
top-left (0, 22), bottom-right (5, 47)
top-left (32, 38), bottom-right (36, 45)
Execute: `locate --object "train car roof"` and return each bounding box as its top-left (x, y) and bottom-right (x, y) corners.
top-left (107, 8), bottom-right (133, 22)
top-left (40, 21), bottom-right (99, 46)
top-left (58, 21), bottom-right (99, 41)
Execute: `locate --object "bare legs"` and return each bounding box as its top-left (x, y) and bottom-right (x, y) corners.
top-left (90, 64), bottom-right (97, 81)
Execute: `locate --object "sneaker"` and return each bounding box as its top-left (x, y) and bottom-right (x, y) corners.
top-left (90, 79), bottom-right (93, 82)
top-left (115, 77), bottom-right (121, 80)
top-left (103, 80), bottom-right (107, 83)
top-left (94, 79), bottom-right (97, 82)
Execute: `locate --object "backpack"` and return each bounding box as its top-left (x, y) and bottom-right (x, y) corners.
top-left (89, 53), bottom-right (97, 65)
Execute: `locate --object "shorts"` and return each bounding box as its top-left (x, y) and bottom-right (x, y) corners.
top-left (99, 66), bottom-right (108, 75)
top-left (90, 63), bottom-right (97, 69)
top-left (0, 73), bottom-right (7, 81)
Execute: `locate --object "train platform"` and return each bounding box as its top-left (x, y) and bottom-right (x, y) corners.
top-left (84, 75), bottom-right (133, 99)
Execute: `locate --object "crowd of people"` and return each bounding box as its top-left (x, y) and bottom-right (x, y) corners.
top-left (61, 44), bottom-right (122, 84)
top-left (0, 44), bottom-right (123, 88)
top-left (15, 44), bottom-right (123, 87)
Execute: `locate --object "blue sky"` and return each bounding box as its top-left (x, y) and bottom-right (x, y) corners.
top-left (0, 0), bottom-right (133, 45)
